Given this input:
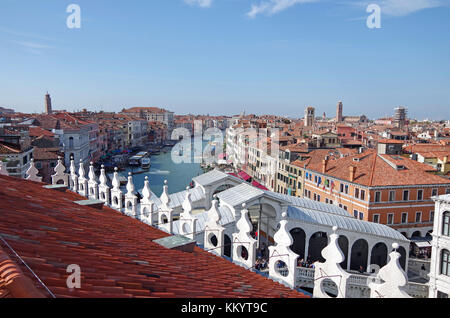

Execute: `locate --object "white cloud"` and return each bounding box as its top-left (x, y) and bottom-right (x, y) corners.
top-left (183, 0), bottom-right (213, 8)
top-left (352, 0), bottom-right (446, 17)
top-left (247, 0), bottom-right (319, 18)
top-left (379, 0), bottom-right (443, 16)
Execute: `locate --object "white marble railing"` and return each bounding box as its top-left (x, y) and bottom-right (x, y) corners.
top-left (295, 267), bottom-right (429, 298)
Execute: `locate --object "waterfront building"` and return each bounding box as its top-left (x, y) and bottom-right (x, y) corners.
top-left (0, 127), bottom-right (33, 178)
top-left (302, 147), bottom-right (450, 239)
top-left (429, 194), bottom-right (450, 298)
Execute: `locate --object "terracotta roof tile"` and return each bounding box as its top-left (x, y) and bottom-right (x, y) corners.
top-left (0, 175), bottom-right (308, 299)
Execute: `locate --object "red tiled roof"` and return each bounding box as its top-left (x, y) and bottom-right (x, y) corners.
top-left (306, 150), bottom-right (450, 187)
top-left (29, 127), bottom-right (55, 138)
top-left (0, 142), bottom-right (21, 154)
top-left (0, 176), bottom-right (307, 299)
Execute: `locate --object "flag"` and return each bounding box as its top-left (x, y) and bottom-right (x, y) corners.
top-left (330, 181), bottom-right (335, 194)
top-left (317, 177), bottom-right (321, 188)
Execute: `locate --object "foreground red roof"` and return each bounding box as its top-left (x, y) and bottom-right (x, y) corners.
top-left (0, 175), bottom-right (307, 299)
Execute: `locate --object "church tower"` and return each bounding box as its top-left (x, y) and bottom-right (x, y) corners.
top-left (45, 92), bottom-right (52, 115)
top-left (336, 101), bottom-right (343, 123)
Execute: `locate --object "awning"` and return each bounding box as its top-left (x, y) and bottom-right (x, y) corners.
top-left (414, 241), bottom-right (431, 248)
top-left (252, 180), bottom-right (268, 191)
top-left (238, 171), bottom-right (251, 181)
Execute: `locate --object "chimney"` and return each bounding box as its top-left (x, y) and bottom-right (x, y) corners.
top-left (349, 166), bottom-right (356, 182)
top-left (322, 156), bottom-right (329, 174)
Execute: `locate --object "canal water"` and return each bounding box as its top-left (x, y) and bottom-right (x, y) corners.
top-left (123, 140), bottom-right (208, 196)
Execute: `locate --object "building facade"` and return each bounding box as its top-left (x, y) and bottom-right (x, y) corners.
top-left (429, 194), bottom-right (450, 298)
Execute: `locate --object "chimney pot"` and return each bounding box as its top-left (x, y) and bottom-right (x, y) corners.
top-left (349, 166), bottom-right (356, 182)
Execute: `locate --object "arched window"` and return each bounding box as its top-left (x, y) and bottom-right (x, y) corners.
top-left (443, 212), bottom-right (450, 237)
top-left (441, 249), bottom-right (450, 277)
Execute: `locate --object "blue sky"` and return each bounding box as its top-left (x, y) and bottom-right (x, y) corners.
top-left (0, 0), bottom-right (449, 120)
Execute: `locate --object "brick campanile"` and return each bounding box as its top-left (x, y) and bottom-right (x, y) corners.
top-left (336, 101), bottom-right (343, 123)
top-left (45, 92), bottom-right (52, 115)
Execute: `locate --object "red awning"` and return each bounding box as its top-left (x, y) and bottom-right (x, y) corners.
top-left (252, 180), bottom-right (268, 190)
top-left (238, 171), bottom-right (251, 181)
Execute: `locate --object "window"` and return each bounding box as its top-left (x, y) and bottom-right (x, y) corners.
top-left (387, 214), bottom-right (394, 225)
top-left (403, 190), bottom-right (409, 201)
top-left (373, 214), bottom-right (380, 223)
top-left (441, 250), bottom-right (450, 276)
top-left (430, 211), bottom-right (435, 222)
top-left (417, 189), bottom-right (423, 201)
top-left (355, 188), bottom-right (360, 199)
top-left (375, 191), bottom-right (381, 203)
top-left (415, 212), bottom-right (422, 223)
top-left (446, 188), bottom-right (450, 195)
top-left (443, 212), bottom-right (450, 237)
top-left (353, 210), bottom-right (358, 218)
top-left (359, 212), bottom-right (364, 220)
top-left (343, 206), bottom-right (348, 211)
top-left (401, 213), bottom-right (408, 224)
top-left (317, 195), bottom-right (321, 202)
top-left (360, 190), bottom-right (365, 201)
top-left (345, 185), bottom-right (348, 194)
top-left (432, 188), bottom-right (438, 197)
top-left (389, 190), bottom-right (396, 202)
top-left (340, 184), bottom-right (344, 193)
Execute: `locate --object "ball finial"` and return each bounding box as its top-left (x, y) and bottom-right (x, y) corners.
top-left (145, 176), bottom-right (149, 181)
top-left (392, 243), bottom-right (399, 250)
top-left (332, 226), bottom-right (338, 232)
top-left (90, 162), bottom-right (93, 165)
top-left (242, 203), bottom-right (247, 209)
top-left (282, 212), bottom-right (287, 219)
top-left (164, 180), bottom-right (168, 185)
top-left (114, 167), bottom-right (118, 171)
top-left (186, 186), bottom-right (190, 191)
top-left (128, 172), bottom-right (132, 176)
top-left (101, 164), bottom-right (105, 169)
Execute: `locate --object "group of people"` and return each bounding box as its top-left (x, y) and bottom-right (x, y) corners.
top-left (255, 257), bottom-right (269, 271)
top-left (297, 257), bottom-right (315, 269)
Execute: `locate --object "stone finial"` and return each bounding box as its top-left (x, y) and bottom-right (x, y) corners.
top-left (236, 203), bottom-right (252, 235)
top-left (126, 172), bottom-right (135, 195)
top-left (160, 180), bottom-right (170, 208)
top-left (273, 212), bottom-right (293, 248)
top-left (26, 159), bottom-right (42, 182)
top-left (369, 243), bottom-right (411, 298)
top-left (182, 186), bottom-right (193, 214)
top-left (99, 165), bottom-right (107, 186)
top-left (53, 157), bottom-right (66, 175)
top-left (0, 161), bottom-right (8, 176)
top-left (78, 159), bottom-right (85, 179)
top-left (52, 156), bottom-right (68, 186)
top-left (142, 176), bottom-right (151, 202)
top-left (70, 158), bottom-right (77, 176)
top-left (208, 199), bottom-right (221, 225)
top-left (232, 202), bottom-right (257, 269)
top-left (313, 226), bottom-right (350, 298)
top-left (88, 162), bottom-right (97, 182)
top-left (112, 167), bottom-right (120, 190)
